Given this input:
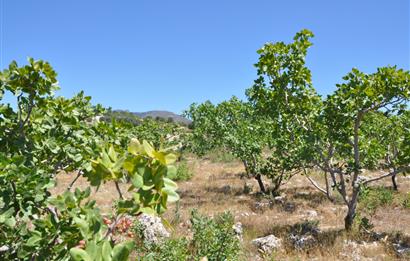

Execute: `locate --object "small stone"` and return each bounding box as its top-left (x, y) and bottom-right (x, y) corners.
top-left (0, 245), bottom-right (9, 252)
top-left (305, 210), bottom-right (318, 220)
top-left (253, 201), bottom-right (271, 212)
top-left (393, 243), bottom-right (410, 257)
top-left (252, 235), bottom-right (282, 254)
top-left (290, 234), bottom-right (317, 249)
top-left (274, 196), bottom-right (285, 204)
top-left (283, 202), bottom-right (296, 212)
top-left (138, 213), bottom-right (170, 244)
top-left (232, 222), bottom-right (243, 240)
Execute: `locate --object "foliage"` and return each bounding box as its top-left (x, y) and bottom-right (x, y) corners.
top-left (186, 97), bottom-right (270, 193)
top-left (206, 148), bottom-right (237, 163)
top-left (186, 29), bottom-right (410, 230)
top-left (246, 29), bottom-right (322, 194)
top-left (310, 66), bottom-right (410, 229)
top-left (190, 210), bottom-right (241, 261)
top-left (358, 186), bottom-right (394, 214)
top-left (0, 59), bottom-right (179, 260)
top-left (139, 238), bottom-right (189, 261)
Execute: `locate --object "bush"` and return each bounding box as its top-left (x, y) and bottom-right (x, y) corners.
top-left (137, 210), bottom-right (241, 261)
top-left (190, 210), bottom-right (241, 261)
top-left (141, 238), bottom-right (189, 261)
top-left (168, 161), bottom-right (194, 181)
top-left (358, 186), bottom-right (394, 214)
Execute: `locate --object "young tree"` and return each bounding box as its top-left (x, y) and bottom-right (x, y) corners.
top-left (246, 29), bottom-right (322, 195)
top-left (310, 67), bottom-right (410, 230)
top-left (0, 59), bottom-right (180, 260)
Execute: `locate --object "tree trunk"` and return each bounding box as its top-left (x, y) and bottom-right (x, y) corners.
top-left (392, 174), bottom-right (398, 190)
top-left (344, 209), bottom-right (355, 231)
top-left (345, 188), bottom-right (360, 230)
top-left (255, 174), bottom-right (267, 194)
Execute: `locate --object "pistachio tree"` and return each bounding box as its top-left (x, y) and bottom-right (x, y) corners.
top-left (246, 29), bottom-right (322, 195)
top-left (0, 59), bottom-right (179, 260)
top-left (311, 67), bottom-right (410, 230)
top-left (186, 97), bottom-right (270, 193)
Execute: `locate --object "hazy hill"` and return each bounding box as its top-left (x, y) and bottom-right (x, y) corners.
top-left (105, 110), bottom-right (191, 125)
top-left (133, 110), bottom-right (191, 125)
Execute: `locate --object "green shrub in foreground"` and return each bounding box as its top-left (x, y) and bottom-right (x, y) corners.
top-left (190, 210), bottom-right (241, 261)
top-left (137, 210), bottom-right (241, 261)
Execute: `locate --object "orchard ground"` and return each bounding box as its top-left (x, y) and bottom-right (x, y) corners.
top-left (53, 155), bottom-right (410, 260)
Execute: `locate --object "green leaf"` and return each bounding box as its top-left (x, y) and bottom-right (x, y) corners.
top-left (74, 217), bottom-right (89, 237)
top-left (142, 140), bottom-right (155, 157)
top-left (140, 207), bottom-right (156, 215)
top-left (26, 232), bottom-right (42, 247)
top-left (128, 138), bottom-right (142, 155)
top-left (5, 216), bottom-right (16, 228)
top-left (131, 174), bottom-right (143, 189)
top-left (163, 188), bottom-right (180, 202)
top-left (163, 177), bottom-right (178, 190)
top-left (70, 248), bottom-right (92, 261)
top-left (73, 154), bottom-right (83, 162)
top-left (102, 240), bottom-right (113, 261)
top-left (166, 165), bottom-right (177, 179)
top-left (108, 146), bottom-right (117, 162)
top-left (165, 153), bottom-right (177, 165)
top-left (111, 241), bottom-right (134, 261)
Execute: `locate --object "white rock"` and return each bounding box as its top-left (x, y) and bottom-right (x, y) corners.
top-left (232, 222), bottom-right (243, 240)
top-left (0, 245), bottom-right (9, 252)
top-left (252, 235), bottom-right (282, 253)
top-left (306, 210), bottom-right (318, 218)
top-left (393, 243), bottom-right (410, 256)
top-left (290, 234), bottom-right (317, 249)
top-left (138, 213), bottom-right (170, 244)
top-left (274, 196), bottom-right (285, 204)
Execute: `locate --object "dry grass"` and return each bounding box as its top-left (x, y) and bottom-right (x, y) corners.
top-left (52, 157), bottom-right (410, 260)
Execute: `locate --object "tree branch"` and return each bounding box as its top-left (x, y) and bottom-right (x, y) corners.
top-left (362, 166), bottom-right (410, 185)
top-left (67, 171), bottom-right (82, 191)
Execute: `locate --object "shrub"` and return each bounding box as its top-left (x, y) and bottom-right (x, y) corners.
top-left (168, 161), bottom-right (194, 181)
top-left (190, 210), bottom-right (241, 261)
top-left (141, 238), bottom-right (189, 261)
top-left (358, 186), bottom-right (394, 214)
top-left (137, 210), bottom-right (242, 261)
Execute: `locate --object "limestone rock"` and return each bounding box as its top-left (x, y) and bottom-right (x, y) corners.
top-left (252, 235), bottom-right (282, 253)
top-left (138, 213), bottom-right (170, 244)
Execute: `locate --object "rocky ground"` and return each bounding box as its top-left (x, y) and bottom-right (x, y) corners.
top-left (53, 157), bottom-right (410, 260)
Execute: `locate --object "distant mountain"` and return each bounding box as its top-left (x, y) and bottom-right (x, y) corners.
top-left (133, 110), bottom-right (192, 125)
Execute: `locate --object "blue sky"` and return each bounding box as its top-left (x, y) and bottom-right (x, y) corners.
top-left (1, 0), bottom-right (409, 113)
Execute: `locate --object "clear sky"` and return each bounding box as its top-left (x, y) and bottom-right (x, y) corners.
top-left (1, 0), bottom-right (409, 114)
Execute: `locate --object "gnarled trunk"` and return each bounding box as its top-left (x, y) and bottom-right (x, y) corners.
top-left (392, 174), bottom-right (398, 190)
top-left (345, 187), bottom-right (360, 230)
top-left (255, 174), bottom-right (267, 194)
top-left (344, 210), bottom-right (355, 231)
top-left (243, 160), bottom-right (267, 194)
